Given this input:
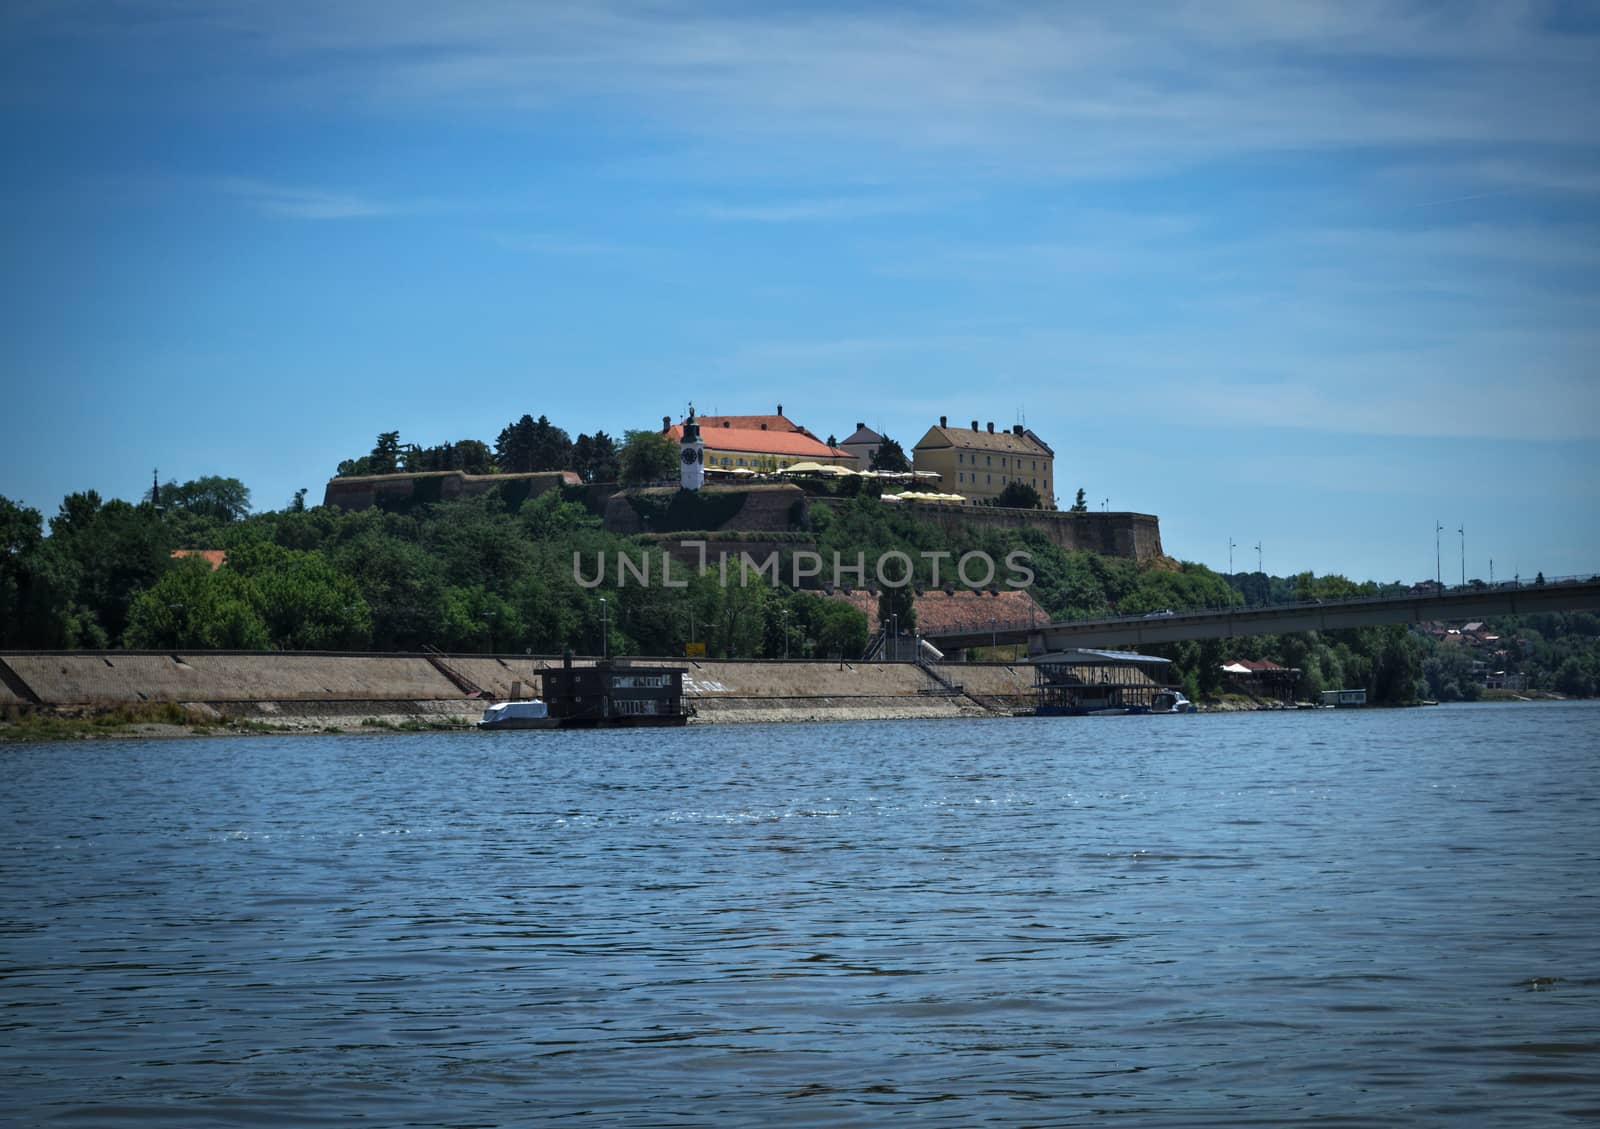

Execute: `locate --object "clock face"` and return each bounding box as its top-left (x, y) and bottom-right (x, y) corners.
top-left (681, 448), bottom-right (700, 464)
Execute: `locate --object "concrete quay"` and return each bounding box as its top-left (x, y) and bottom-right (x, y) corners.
top-left (0, 652), bottom-right (1039, 729)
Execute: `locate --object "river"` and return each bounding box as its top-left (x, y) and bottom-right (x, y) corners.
top-left (3, 701), bottom-right (1597, 1126)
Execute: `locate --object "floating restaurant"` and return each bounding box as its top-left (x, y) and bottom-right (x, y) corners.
top-left (1031, 649), bottom-right (1192, 715)
top-left (480, 656), bottom-right (691, 729)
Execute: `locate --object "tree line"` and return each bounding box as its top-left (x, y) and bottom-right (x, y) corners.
top-left (334, 417), bottom-right (626, 484)
top-left (4, 479), bottom-right (1595, 702)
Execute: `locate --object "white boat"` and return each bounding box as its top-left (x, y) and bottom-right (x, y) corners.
top-left (1150, 690), bottom-right (1196, 714)
top-left (478, 700), bottom-right (557, 730)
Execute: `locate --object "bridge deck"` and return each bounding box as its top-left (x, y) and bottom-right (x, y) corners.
top-left (923, 578), bottom-right (1600, 652)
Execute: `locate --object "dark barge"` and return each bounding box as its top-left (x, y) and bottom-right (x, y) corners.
top-left (480, 657), bottom-right (691, 729)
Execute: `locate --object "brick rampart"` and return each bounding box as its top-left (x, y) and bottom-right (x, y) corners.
top-left (323, 470), bottom-right (580, 511)
top-left (813, 499), bottom-right (1162, 561)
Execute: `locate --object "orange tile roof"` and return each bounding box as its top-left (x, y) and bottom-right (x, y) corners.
top-left (698, 414), bottom-right (810, 435)
top-left (666, 424), bottom-right (846, 459)
top-left (827, 587), bottom-right (1044, 633)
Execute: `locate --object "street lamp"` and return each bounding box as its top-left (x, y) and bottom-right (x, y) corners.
top-left (599, 597), bottom-right (608, 660)
top-left (1254, 542), bottom-right (1262, 576)
top-left (781, 608), bottom-right (790, 659)
top-left (1458, 525), bottom-right (1465, 587)
top-left (1229, 538), bottom-right (1236, 576)
top-left (889, 612), bottom-right (898, 661)
top-left (1435, 521), bottom-right (1443, 592)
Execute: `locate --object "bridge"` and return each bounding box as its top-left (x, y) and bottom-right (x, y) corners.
top-left (923, 576), bottom-right (1600, 654)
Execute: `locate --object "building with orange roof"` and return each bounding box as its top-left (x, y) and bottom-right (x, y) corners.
top-left (660, 404), bottom-right (854, 472)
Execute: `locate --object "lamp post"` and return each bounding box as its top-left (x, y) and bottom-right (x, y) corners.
top-left (1458, 525), bottom-right (1465, 587)
top-left (781, 608), bottom-right (790, 659)
top-left (889, 612), bottom-right (898, 661)
top-left (599, 597), bottom-right (608, 660)
top-left (1254, 542), bottom-right (1262, 576)
top-left (1435, 522), bottom-right (1443, 593)
top-left (1229, 538), bottom-right (1236, 576)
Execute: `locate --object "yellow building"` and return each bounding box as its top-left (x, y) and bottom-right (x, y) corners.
top-left (912, 417), bottom-right (1056, 508)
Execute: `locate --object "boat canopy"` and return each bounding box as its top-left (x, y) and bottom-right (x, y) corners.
top-left (480, 700), bottom-right (549, 723)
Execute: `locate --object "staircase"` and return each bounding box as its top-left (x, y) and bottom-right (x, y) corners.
top-left (914, 656), bottom-right (964, 696)
top-left (421, 645), bottom-right (487, 698)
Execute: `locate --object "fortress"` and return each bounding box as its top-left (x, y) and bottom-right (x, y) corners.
top-left (325, 473), bottom-right (1162, 563)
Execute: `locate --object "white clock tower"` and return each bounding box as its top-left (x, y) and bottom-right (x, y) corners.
top-left (679, 407), bottom-right (704, 491)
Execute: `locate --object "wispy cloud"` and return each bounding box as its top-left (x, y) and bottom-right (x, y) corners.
top-left (689, 195), bottom-right (939, 223)
top-left (13, 2), bottom-right (1598, 175)
top-left (214, 177), bottom-right (401, 220)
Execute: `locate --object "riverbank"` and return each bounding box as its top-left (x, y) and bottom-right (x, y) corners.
top-left (0, 651), bottom-right (1036, 740)
top-left (2, 652), bottom-right (1572, 741)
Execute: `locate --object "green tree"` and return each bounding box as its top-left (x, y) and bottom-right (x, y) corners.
top-left (0, 496), bottom-right (44, 647)
top-left (619, 429), bottom-right (679, 486)
top-left (225, 542), bottom-right (372, 649)
top-left (869, 436), bottom-right (910, 473)
top-left (124, 557), bottom-right (271, 650)
top-left (1371, 625), bottom-right (1422, 704)
top-left (803, 594), bottom-right (869, 659)
top-left (46, 495), bottom-right (173, 645)
top-left (146, 475), bottom-right (252, 523)
top-left (496, 414), bottom-right (572, 473)
top-left (877, 583), bottom-right (916, 642)
top-left (994, 481), bottom-right (1042, 509)
top-left (572, 432), bottom-right (620, 483)
top-left (371, 432), bottom-right (403, 476)
top-left (331, 533), bottom-right (449, 650)
top-left (1070, 488), bottom-right (1089, 513)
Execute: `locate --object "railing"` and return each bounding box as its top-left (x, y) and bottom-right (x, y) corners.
top-left (923, 572), bottom-right (1600, 641)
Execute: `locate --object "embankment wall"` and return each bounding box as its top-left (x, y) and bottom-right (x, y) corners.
top-left (0, 653), bottom-right (1038, 723)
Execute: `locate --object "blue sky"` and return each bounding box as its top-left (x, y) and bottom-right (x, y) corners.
top-left (3, 1), bottom-right (1597, 585)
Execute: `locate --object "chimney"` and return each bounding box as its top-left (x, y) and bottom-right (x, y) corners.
top-left (939, 415), bottom-right (947, 428)
top-left (987, 422), bottom-right (995, 433)
top-left (723, 420), bottom-right (730, 427)
top-left (971, 420), bottom-right (979, 431)
top-left (1013, 424), bottom-right (1023, 436)
top-left (760, 423), bottom-right (767, 430)
top-left (662, 415), bottom-right (670, 430)
top-left (856, 421), bottom-right (865, 430)
top-left (777, 403), bottom-right (783, 416)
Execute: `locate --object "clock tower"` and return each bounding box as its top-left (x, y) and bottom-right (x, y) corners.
top-left (679, 407), bottom-right (704, 491)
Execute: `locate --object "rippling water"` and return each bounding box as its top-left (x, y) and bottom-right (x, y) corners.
top-left (4, 701), bottom-right (1599, 1126)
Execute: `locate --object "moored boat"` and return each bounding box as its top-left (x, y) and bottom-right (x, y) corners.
top-left (478, 700), bottom-right (557, 730)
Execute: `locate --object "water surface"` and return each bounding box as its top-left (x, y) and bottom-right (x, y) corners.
top-left (4, 701), bottom-right (1598, 1125)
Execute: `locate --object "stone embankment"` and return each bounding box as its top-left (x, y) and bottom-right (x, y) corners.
top-left (0, 652), bottom-right (1040, 731)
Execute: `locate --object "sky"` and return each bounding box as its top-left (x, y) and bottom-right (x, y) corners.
top-left (2, 0), bottom-right (1597, 585)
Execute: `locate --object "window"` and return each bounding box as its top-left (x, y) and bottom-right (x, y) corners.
top-left (985, 455), bottom-right (991, 466)
top-left (957, 452), bottom-right (964, 464)
top-left (986, 474), bottom-right (991, 485)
